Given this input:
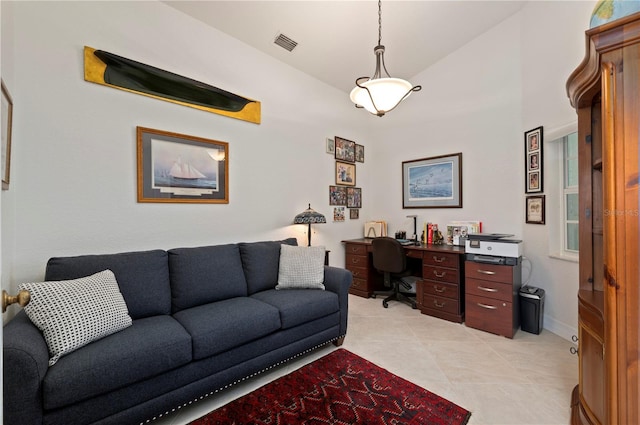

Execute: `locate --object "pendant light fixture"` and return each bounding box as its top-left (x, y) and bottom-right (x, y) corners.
top-left (350, 0), bottom-right (421, 117)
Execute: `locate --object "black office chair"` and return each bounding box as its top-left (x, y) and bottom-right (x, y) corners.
top-left (371, 237), bottom-right (417, 309)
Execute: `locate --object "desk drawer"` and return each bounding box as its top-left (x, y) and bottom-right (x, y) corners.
top-left (351, 277), bottom-right (369, 292)
top-left (465, 262), bottom-right (513, 284)
top-left (466, 294), bottom-right (515, 338)
top-left (346, 253), bottom-right (368, 269)
top-left (347, 265), bottom-right (368, 280)
top-left (465, 277), bottom-right (513, 302)
top-left (423, 265), bottom-right (459, 284)
top-left (424, 252), bottom-right (459, 268)
top-left (406, 249), bottom-right (423, 259)
top-left (345, 244), bottom-right (368, 256)
top-left (422, 294), bottom-right (459, 316)
top-left (423, 280), bottom-right (459, 300)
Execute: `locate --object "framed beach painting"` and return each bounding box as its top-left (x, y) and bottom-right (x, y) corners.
top-left (137, 127), bottom-right (228, 203)
top-left (402, 153), bottom-right (462, 208)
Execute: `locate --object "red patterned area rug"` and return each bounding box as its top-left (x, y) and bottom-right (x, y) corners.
top-left (189, 348), bottom-right (471, 425)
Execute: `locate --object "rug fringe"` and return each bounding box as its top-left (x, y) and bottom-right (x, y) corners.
top-left (141, 336), bottom-right (344, 424)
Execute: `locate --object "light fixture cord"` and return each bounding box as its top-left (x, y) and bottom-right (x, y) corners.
top-left (378, 0), bottom-right (382, 46)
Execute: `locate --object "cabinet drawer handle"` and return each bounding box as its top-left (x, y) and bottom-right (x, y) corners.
top-left (477, 302), bottom-right (497, 310)
top-left (433, 270), bottom-right (446, 278)
top-left (351, 247), bottom-right (359, 252)
top-left (433, 299), bottom-right (446, 308)
top-left (433, 285), bottom-right (446, 293)
top-left (351, 258), bottom-right (360, 264)
top-left (432, 256), bottom-right (446, 263)
top-left (352, 271), bottom-right (360, 277)
top-left (477, 285), bottom-right (498, 293)
top-left (477, 269), bottom-right (496, 275)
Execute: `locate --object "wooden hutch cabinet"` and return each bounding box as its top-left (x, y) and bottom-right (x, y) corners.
top-left (566, 12), bottom-right (640, 425)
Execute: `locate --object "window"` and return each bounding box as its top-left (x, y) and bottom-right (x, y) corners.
top-left (563, 132), bottom-right (579, 254)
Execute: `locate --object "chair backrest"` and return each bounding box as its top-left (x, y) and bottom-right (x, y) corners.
top-left (371, 237), bottom-right (407, 274)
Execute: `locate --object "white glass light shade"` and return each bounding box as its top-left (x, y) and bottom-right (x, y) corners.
top-left (349, 77), bottom-right (414, 115)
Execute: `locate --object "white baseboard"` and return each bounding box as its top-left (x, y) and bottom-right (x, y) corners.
top-left (543, 314), bottom-right (577, 342)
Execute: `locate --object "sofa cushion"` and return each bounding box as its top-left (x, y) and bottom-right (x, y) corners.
top-left (276, 244), bottom-right (326, 290)
top-left (173, 297), bottom-right (281, 360)
top-left (42, 315), bottom-right (192, 410)
top-left (20, 270), bottom-right (132, 366)
top-left (251, 288), bottom-right (339, 329)
top-left (45, 249), bottom-right (171, 319)
top-left (169, 244), bottom-right (248, 312)
top-left (239, 238), bottom-right (298, 294)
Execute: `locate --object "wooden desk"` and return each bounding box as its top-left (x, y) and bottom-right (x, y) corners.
top-left (342, 238), bottom-right (466, 323)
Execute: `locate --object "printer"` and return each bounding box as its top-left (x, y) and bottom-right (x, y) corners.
top-left (465, 233), bottom-right (522, 265)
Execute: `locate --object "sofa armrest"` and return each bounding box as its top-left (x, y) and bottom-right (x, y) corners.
top-left (4, 310), bottom-right (49, 425)
top-left (323, 266), bottom-right (352, 338)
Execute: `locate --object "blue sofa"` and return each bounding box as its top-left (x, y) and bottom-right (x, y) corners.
top-left (3, 238), bottom-right (352, 425)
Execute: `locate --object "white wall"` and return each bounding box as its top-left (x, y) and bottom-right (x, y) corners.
top-left (519, 0), bottom-right (595, 339)
top-left (0, 0), bottom-right (372, 313)
top-left (1, 1), bottom-right (597, 341)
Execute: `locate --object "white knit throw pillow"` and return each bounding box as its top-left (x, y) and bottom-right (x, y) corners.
top-left (276, 244), bottom-right (325, 290)
top-left (20, 269), bottom-right (132, 366)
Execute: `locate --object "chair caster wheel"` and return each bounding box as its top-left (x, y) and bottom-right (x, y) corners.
top-left (372, 294), bottom-right (377, 299)
top-left (411, 304), bottom-right (417, 309)
top-left (383, 301), bottom-right (389, 308)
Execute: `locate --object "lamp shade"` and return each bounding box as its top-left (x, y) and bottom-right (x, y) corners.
top-left (350, 77), bottom-right (414, 115)
top-left (293, 204), bottom-right (326, 225)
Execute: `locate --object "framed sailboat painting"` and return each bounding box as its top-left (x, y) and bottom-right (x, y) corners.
top-left (137, 127), bottom-right (228, 203)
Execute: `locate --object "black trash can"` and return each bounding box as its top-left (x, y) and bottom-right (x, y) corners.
top-left (519, 286), bottom-right (545, 334)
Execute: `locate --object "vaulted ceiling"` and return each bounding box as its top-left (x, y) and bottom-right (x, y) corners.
top-left (163, 1), bottom-right (526, 94)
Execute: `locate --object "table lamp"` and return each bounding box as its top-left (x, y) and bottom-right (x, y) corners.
top-left (293, 204), bottom-right (326, 246)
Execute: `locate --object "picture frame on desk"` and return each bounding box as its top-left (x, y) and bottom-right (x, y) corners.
top-left (526, 195), bottom-right (545, 224)
top-left (524, 126), bottom-right (543, 193)
top-left (402, 153), bottom-right (462, 208)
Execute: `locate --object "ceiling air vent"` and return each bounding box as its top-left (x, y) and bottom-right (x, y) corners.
top-left (274, 33), bottom-right (298, 52)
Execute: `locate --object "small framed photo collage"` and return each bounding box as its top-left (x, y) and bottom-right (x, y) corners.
top-left (524, 126), bottom-right (544, 225)
top-left (328, 136), bottom-right (363, 222)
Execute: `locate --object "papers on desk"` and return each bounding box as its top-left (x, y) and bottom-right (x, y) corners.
top-left (396, 239), bottom-right (415, 246)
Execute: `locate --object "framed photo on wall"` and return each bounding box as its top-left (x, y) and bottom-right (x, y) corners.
top-left (335, 161), bottom-right (356, 186)
top-left (355, 144), bottom-right (365, 163)
top-left (402, 153), bottom-right (462, 208)
top-left (525, 126), bottom-right (543, 193)
top-left (137, 127), bottom-right (229, 203)
top-left (347, 187), bottom-right (362, 208)
top-left (334, 136), bottom-right (355, 162)
top-left (329, 185), bottom-right (347, 206)
top-left (526, 195), bottom-right (545, 224)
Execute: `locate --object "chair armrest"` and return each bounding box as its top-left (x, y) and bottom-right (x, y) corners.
top-left (323, 266), bottom-right (352, 337)
top-left (3, 310), bottom-right (49, 425)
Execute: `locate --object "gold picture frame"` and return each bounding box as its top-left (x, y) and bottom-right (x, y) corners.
top-left (1, 80), bottom-right (13, 190)
top-left (137, 127), bottom-right (229, 204)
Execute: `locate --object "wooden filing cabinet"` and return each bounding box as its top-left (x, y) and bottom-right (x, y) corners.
top-left (344, 242), bottom-right (374, 297)
top-left (464, 260), bottom-right (521, 338)
top-left (417, 251), bottom-right (464, 323)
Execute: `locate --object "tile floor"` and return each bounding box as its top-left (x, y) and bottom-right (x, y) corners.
top-left (152, 294), bottom-right (578, 425)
